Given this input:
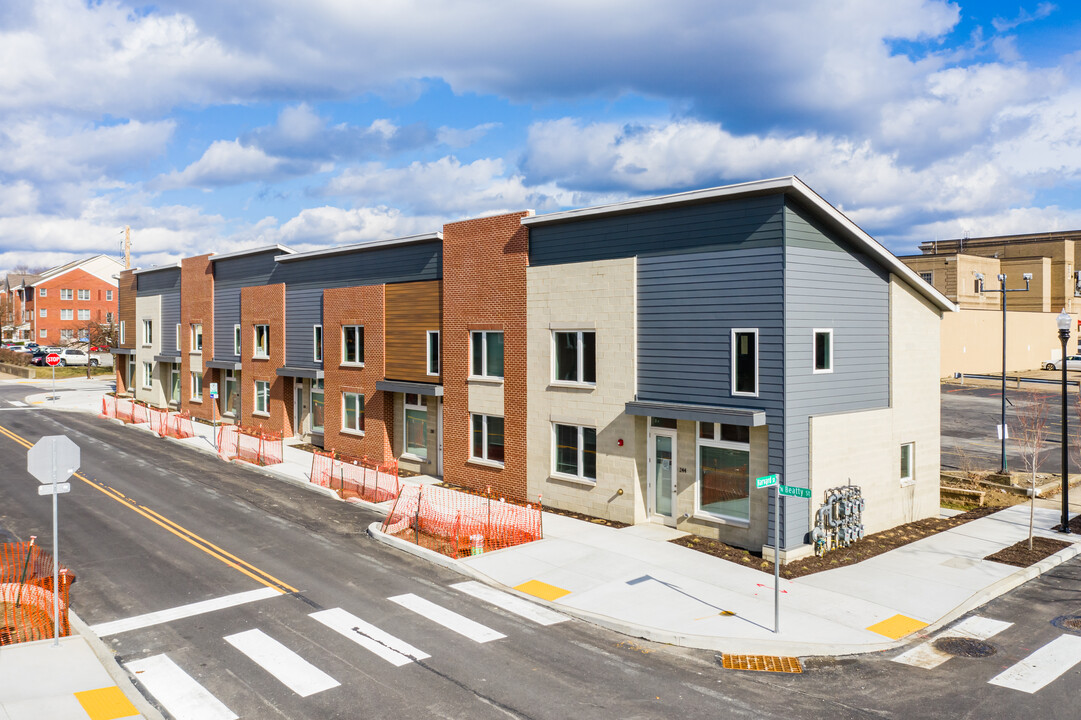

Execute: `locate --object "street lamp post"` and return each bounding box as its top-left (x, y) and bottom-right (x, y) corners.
top-left (977, 272), bottom-right (1032, 474)
top-left (1058, 308), bottom-right (1072, 534)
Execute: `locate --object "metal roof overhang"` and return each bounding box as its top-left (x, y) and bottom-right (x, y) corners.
top-left (111, 347), bottom-right (135, 355)
top-left (206, 359), bottom-right (243, 370)
top-left (153, 354), bottom-right (181, 364)
top-left (277, 366), bottom-right (324, 379)
top-left (375, 379), bottom-right (444, 396)
top-left (625, 400), bottom-right (766, 427)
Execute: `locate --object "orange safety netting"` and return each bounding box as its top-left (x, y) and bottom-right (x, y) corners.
top-left (147, 407), bottom-right (196, 439)
top-left (309, 450), bottom-right (400, 503)
top-left (0, 541), bottom-right (72, 645)
top-left (216, 424), bottom-right (283, 466)
top-left (381, 484), bottom-right (542, 559)
top-left (104, 397), bottom-right (148, 424)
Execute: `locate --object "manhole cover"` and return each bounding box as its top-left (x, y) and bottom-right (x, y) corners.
top-left (932, 637), bottom-right (997, 658)
top-left (1052, 615), bottom-right (1081, 635)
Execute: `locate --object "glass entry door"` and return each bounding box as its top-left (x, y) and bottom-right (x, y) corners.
top-left (647, 428), bottom-right (677, 523)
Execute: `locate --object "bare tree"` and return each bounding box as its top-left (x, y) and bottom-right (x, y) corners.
top-left (1015, 391), bottom-right (1050, 549)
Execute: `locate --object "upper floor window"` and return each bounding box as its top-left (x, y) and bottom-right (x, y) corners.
top-left (254, 324), bottom-right (270, 358)
top-left (39, 308), bottom-right (46, 318)
top-left (60, 309), bottom-right (73, 321)
top-left (60, 289), bottom-right (72, 300)
top-left (731, 329), bottom-right (758, 396)
top-left (77, 289), bottom-right (90, 300)
top-left (142, 319), bottom-right (152, 345)
top-left (119, 321), bottom-right (125, 345)
top-left (553, 330), bottom-right (595, 385)
top-left (233, 324), bottom-right (241, 356)
top-left (175, 324), bottom-right (181, 351)
top-left (39, 329), bottom-right (46, 338)
top-left (191, 323), bottom-right (203, 353)
top-left (470, 330), bottom-right (503, 379)
top-left (78, 309), bottom-right (90, 321)
top-left (918, 271), bottom-right (933, 285)
top-left (39, 288), bottom-right (46, 297)
top-left (342, 325), bottom-right (364, 365)
top-left (313, 325), bottom-right (323, 363)
top-left (427, 330), bottom-right (440, 376)
top-left (106, 290), bottom-right (113, 301)
top-left (60, 329), bottom-right (74, 340)
top-left (813, 329), bottom-right (833, 373)
top-left (106, 312), bottom-right (113, 324)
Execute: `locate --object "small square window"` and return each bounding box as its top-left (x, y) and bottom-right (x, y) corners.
top-left (78, 309), bottom-right (90, 321)
top-left (342, 325), bottom-right (364, 365)
top-left (61, 289), bottom-right (72, 301)
top-left (553, 331), bottom-right (596, 384)
top-left (813, 329), bottom-right (833, 373)
top-left (553, 423), bottom-right (596, 480)
top-left (471, 331), bottom-right (503, 378)
top-left (39, 288), bottom-right (46, 297)
top-left (106, 290), bottom-right (113, 301)
top-left (61, 309), bottom-right (73, 321)
top-left (39, 308), bottom-right (46, 318)
top-left (39, 329), bottom-right (47, 338)
top-left (77, 289), bottom-right (90, 300)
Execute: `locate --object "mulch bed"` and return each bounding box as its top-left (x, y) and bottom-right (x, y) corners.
top-left (672, 506), bottom-right (1000, 579)
top-left (984, 536), bottom-right (1072, 568)
top-left (1053, 515), bottom-right (1081, 534)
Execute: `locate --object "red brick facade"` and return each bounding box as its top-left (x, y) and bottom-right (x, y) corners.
top-left (32, 268), bottom-right (118, 345)
top-left (240, 284), bottom-right (292, 433)
top-left (322, 284), bottom-right (393, 461)
top-left (180, 255), bottom-right (216, 422)
top-left (442, 212), bottom-right (530, 501)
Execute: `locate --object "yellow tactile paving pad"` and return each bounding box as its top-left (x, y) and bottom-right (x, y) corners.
top-left (74, 686), bottom-right (139, 720)
top-left (866, 613), bottom-right (928, 639)
top-left (721, 654), bottom-right (803, 673)
top-left (514, 579), bottom-right (571, 601)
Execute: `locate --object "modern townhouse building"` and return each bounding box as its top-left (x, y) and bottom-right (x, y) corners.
top-left (114, 177), bottom-right (952, 558)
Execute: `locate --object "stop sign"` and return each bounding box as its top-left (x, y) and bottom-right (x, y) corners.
top-left (45, 353), bottom-right (61, 366)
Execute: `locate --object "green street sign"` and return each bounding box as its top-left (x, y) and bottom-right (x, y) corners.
top-left (778, 485), bottom-right (812, 499)
top-left (755, 473), bottom-right (779, 489)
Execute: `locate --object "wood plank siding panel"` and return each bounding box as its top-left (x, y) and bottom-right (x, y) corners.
top-left (384, 280), bottom-right (442, 383)
top-left (117, 270), bottom-right (136, 349)
top-left (781, 199), bottom-right (890, 548)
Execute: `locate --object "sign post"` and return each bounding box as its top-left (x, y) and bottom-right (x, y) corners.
top-left (756, 473), bottom-right (780, 633)
top-left (45, 353), bottom-right (60, 404)
top-left (210, 382), bottom-right (218, 428)
top-left (27, 435), bottom-right (79, 646)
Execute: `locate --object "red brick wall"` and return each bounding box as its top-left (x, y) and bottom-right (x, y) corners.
top-left (180, 255), bottom-right (216, 421)
top-left (240, 284), bottom-right (292, 434)
top-left (33, 269), bottom-right (118, 345)
top-left (442, 212), bottom-right (530, 501)
top-left (114, 270), bottom-right (137, 395)
top-left (321, 284), bottom-right (392, 460)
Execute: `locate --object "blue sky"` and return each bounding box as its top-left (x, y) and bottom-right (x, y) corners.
top-left (1, 1), bottom-right (1079, 270)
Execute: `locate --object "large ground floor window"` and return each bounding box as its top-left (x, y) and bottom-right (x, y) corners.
top-left (697, 422), bottom-right (751, 521)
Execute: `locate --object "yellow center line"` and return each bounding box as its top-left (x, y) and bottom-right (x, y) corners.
top-left (0, 422), bottom-right (298, 595)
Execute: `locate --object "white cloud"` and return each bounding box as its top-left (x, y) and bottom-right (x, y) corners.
top-left (153, 140), bottom-right (288, 189)
top-left (255, 206), bottom-right (443, 249)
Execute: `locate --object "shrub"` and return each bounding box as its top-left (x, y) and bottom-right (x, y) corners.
top-left (0, 348), bottom-right (32, 366)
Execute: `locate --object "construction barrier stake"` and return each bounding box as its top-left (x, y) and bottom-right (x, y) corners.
top-left (14, 536), bottom-right (36, 607)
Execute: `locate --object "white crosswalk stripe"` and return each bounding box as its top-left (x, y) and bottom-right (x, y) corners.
top-left (893, 615), bottom-right (1013, 669)
top-left (125, 654), bottom-right (238, 720)
top-left (7, 400), bottom-right (26, 407)
top-left (988, 634), bottom-right (1081, 694)
top-left (309, 607), bottom-right (430, 666)
top-left (389, 592), bottom-right (507, 643)
top-left (451, 581), bottom-right (568, 626)
top-left (224, 628), bottom-right (340, 697)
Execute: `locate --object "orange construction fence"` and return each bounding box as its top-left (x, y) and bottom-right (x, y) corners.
top-left (148, 407), bottom-right (195, 439)
top-left (216, 424), bottom-right (283, 466)
top-left (0, 539), bottom-right (72, 645)
top-left (310, 450), bottom-right (400, 503)
top-left (381, 484), bottom-right (542, 559)
top-left (100, 396), bottom-right (148, 424)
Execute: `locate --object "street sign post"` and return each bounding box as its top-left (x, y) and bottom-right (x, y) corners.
top-left (755, 473), bottom-right (778, 489)
top-left (756, 473), bottom-right (782, 633)
top-left (45, 353), bottom-right (60, 404)
top-left (27, 435), bottom-right (80, 646)
top-left (778, 485), bottom-right (812, 499)
top-left (209, 382), bottom-right (218, 399)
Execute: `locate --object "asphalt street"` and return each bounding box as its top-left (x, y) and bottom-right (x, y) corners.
top-left (1, 378), bottom-right (1081, 719)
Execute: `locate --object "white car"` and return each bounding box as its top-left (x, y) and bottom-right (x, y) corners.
top-left (1045, 355), bottom-right (1081, 371)
top-left (50, 348), bottom-right (90, 366)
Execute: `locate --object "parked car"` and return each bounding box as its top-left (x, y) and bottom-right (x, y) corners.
top-left (49, 348), bottom-right (92, 367)
top-left (1045, 355), bottom-right (1081, 371)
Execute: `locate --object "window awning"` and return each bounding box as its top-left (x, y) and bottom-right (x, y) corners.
top-left (153, 354), bottom-right (180, 364)
top-left (375, 379), bottom-right (443, 396)
top-left (207, 359), bottom-right (243, 371)
top-left (625, 400), bottom-right (766, 427)
top-left (277, 366), bottom-right (324, 379)
top-left (111, 347), bottom-right (135, 355)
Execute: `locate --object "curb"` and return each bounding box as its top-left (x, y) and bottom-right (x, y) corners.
top-left (69, 610), bottom-right (166, 720)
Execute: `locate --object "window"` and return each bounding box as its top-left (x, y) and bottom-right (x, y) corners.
top-left (127, 357), bottom-right (135, 388)
top-left (105, 312), bottom-right (113, 324)
top-left (169, 365), bottom-right (180, 404)
top-left (553, 331), bottom-right (596, 384)
top-left (470, 331), bottom-right (504, 378)
top-left (233, 324), bottom-right (241, 356)
top-left (78, 309), bottom-right (90, 321)
top-left (39, 309), bottom-right (46, 317)
top-left (900, 443), bottom-right (914, 485)
top-left (342, 325), bottom-right (364, 365)
top-left (426, 331), bottom-right (440, 376)
top-left (553, 424), bottom-right (596, 481)
top-left (142, 319), bottom-right (152, 345)
top-left (732, 329), bottom-right (758, 396)
top-left (223, 370), bottom-right (239, 416)
top-left (974, 279), bottom-right (982, 294)
top-left (697, 422), bottom-right (751, 521)
top-left (813, 329), bottom-right (833, 373)
top-left (342, 391), bottom-right (364, 433)
top-left (254, 380), bottom-right (269, 414)
top-left (404, 394), bottom-right (427, 459)
top-left (39, 329), bottom-right (47, 338)
top-left (918, 271), bottom-right (933, 285)
top-left (191, 371), bottom-right (202, 401)
top-left (39, 288), bottom-right (46, 297)
top-left (471, 414), bottom-right (505, 464)
top-left (119, 321), bottom-right (125, 345)
top-left (310, 379), bottom-right (323, 432)
top-left (254, 324), bottom-right (269, 358)
top-left (60, 329), bottom-right (73, 340)
top-left (60, 309), bottom-right (73, 321)
top-left (191, 323), bottom-right (202, 353)
top-left (175, 324), bottom-right (181, 351)
top-left (106, 290), bottom-right (113, 301)
top-left (142, 362), bottom-right (153, 389)
top-left (313, 325), bottom-right (322, 362)
top-left (60, 289), bottom-right (72, 301)
top-left (77, 289), bottom-right (90, 301)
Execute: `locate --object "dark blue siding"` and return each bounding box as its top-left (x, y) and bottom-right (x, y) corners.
top-left (135, 268), bottom-right (180, 295)
top-left (285, 288), bottom-right (322, 368)
top-left (212, 252), bottom-right (279, 362)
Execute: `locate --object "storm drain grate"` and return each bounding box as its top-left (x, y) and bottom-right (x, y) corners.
top-left (720, 654), bottom-right (803, 673)
top-left (932, 637), bottom-right (997, 658)
top-left (1052, 615), bottom-right (1081, 635)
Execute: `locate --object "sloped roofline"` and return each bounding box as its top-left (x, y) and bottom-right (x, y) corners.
top-left (274, 232), bottom-right (443, 263)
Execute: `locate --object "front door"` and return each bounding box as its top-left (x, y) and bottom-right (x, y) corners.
top-left (647, 428), bottom-right (677, 524)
